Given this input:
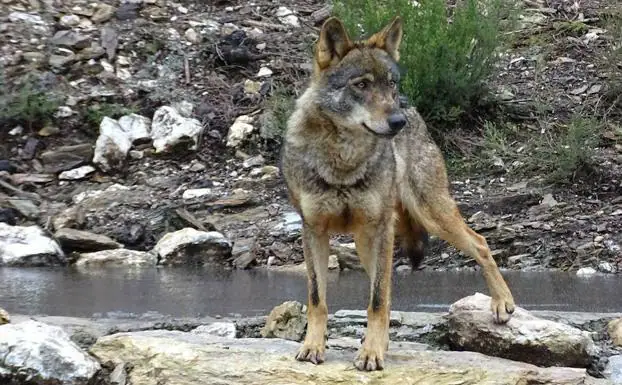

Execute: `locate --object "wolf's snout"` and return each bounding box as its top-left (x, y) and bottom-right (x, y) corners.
top-left (387, 113), bottom-right (406, 132)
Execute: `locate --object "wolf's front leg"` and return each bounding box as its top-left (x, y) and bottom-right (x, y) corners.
top-left (353, 217), bottom-right (395, 371)
top-left (295, 224), bottom-right (330, 365)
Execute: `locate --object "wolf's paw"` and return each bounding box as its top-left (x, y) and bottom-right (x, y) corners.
top-left (295, 343), bottom-right (325, 365)
top-left (491, 295), bottom-right (515, 324)
top-left (354, 343), bottom-right (385, 371)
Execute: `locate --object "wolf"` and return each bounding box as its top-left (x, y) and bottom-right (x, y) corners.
top-left (280, 15), bottom-right (516, 371)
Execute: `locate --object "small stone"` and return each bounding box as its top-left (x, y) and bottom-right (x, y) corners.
top-left (276, 7), bottom-right (300, 27)
top-left (227, 115), bottom-right (255, 147)
top-left (92, 3), bottom-right (116, 23)
top-left (58, 165), bottom-right (96, 180)
top-left (598, 262), bottom-right (615, 274)
top-left (594, 235), bottom-right (604, 243)
top-left (177, 5), bottom-right (188, 14)
top-left (182, 188), bottom-right (213, 200)
top-left (328, 254), bottom-right (339, 270)
top-left (396, 264), bottom-right (412, 273)
top-left (260, 301), bottom-right (307, 342)
top-left (9, 12), bottom-right (46, 25)
top-left (93, 117), bottom-right (133, 172)
top-left (242, 155), bottom-right (265, 169)
top-left (256, 42), bottom-right (266, 50)
top-left (49, 53), bottom-right (77, 68)
top-left (192, 323), bottom-right (236, 338)
top-left (55, 106), bottom-right (74, 118)
top-left (540, 193), bottom-right (558, 208)
top-left (38, 125), bottom-right (60, 136)
top-left (189, 162), bottom-right (206, 172)
top-left (576, 267), bottom-right (597, 276)
top-left (184, 28), bottom-right (200, 43)
top-left (256, 66), bottom-right (273, 78)
top-left (116, 55), bottom-right (131, 66)
top-left (9, 126), bottom-right (23, 136)
top-left (116, 68), bottom-right (132, 81)
top-left (154, 228), bottom-right (232, 266)
top-left (50, 30), bottom-right (92, 49)
top-left (244, 79), bottom-right (262, 94)
top-left (60, 14), bottom-right (81, 27)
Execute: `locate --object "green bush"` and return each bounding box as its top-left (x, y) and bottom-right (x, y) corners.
top-left (332, 0), bottom-right (512, 127)
top-left (0, 75), bottom-right (61, 130)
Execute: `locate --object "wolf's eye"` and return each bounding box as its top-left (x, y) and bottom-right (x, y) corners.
top-left (355, 80), bottom-right (368, 90)
top-left (389, 80), bottom-right (397, 88)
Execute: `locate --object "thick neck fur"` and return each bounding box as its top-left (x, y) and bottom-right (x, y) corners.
top-left (286, 87), bottom-right (387, 186)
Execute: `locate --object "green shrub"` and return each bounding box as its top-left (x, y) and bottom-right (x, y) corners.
top-left (332, 0), bottom-right (512, 128)
top-left (0, 75), bottom-right (61, 130)
top-left (259, 88), bottom-right (296, 142)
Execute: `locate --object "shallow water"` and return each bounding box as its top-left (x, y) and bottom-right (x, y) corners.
top-left (0, 267), bottom-right (621, 318)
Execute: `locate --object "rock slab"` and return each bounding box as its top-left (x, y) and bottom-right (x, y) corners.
top-left (0, 320), bottom-right (100, 385)
top-left (90, 330), bottom-right (597, 385)
top-left (447, 292), bottom-right (596, 367)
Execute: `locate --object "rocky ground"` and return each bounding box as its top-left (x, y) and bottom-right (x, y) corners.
top-left (0, 0), bottom-right (621, 273)
top-left (2, 293), bottom-right (622, 384)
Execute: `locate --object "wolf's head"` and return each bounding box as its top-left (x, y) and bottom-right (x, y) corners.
top-left (311, 16), bottom-right (406, 137)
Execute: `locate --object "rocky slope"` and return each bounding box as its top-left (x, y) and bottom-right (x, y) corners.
top-left (0, 0), bottom-right (620, 272)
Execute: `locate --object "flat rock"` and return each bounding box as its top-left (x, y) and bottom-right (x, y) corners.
top-left (151, 106), bottom-right (202, 153)
top-left (0, 320), bottom-right (100, 385)
top-left (75, 249), bottom-right (156, 267)
top-left (227, 115), bottom-right (255, 147)
top-left (59, 165), bottom-right (96, 180)
top-left (92, 3), bottom-right (116, 23)
top-left (55, 228), bottom-right (122, 252)
top-left (447, 293), bottom-right (596, 367)
top-left (90, 330), bottom-right (598, 385)
top-left (260, 301), bottom-right (307, 342)
top-left (154, 228), bottom-right (232, 266)
top-left (40, 144), bottom-right (93, 173)
top-left (0, 223), bottom-right (65, 266)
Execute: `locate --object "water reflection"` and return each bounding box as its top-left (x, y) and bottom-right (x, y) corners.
top-left (0, 267), bottom-right (620, 318)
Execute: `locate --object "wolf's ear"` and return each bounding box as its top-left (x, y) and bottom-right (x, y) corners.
top-left (315, 17), bottom-right (352, 70)
top-left (372, 16), bottom-right (403, 61)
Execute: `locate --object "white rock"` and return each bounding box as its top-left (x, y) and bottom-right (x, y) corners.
top-left (242, 154), bottom-right (265, 169)
top-left (116, 68), bottom-right (132, 81)
top-left (184, 28), bottom-right (200, 43)
top-left (226, 115), bottom-right (255, 147)
top-left (192, 323), bottom-right (236, 338)
top-left (8, 12), bottom-right (45, 25)
top-left (58, 165), bottom-right (96, 180)
top-left (93, 117), bottom-right (133, 172)
top-left (275, 7), bottom-right (300, 27)
top-left (172, 100), bottom-right (195, 118)
top-left (182, 188), bottom-right (213, 200)
top-left (328, 254), bottom-right (339, 270)
top-left (154, 228), bottom-right (232, 266)
top-left (0, 320), bottom-right (100, 384)
top-left (60, 14), bottom-right (81, 27)
top-left (151, 106), bottom-right (202, 153)
top-left (598, 262), bottom-right (615, 274)
top-left (577, 267), bottom-right (597, 276)
top-left (256, 66), bottom-right (273, 78)
top-left (118, 113), bottom-right (152, 143)
top-left (73, 183), bottom-right (129, 204)
top-left (55, 106), bottom-right (74, 118)
top-left (75, 249), bottom-right (157, 267)
top-left (447, 292), bottom-right (596, 367)
top-left (0, 223), bottom-right (65, 267)
top-left (9, 126), bottom-right (23, 136)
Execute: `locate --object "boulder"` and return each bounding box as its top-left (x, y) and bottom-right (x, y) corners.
top-left (154, 228), bottom-right (232, 265)
top-left (447, 293), bottom-right (596, 367)
top-left (75, 249), bottom-right (156, 267)
top-left (90, 330), bottom-right (597, 385)
top-left (151, 106), bottom-right (202, 153)
top-left (0, 320), bottom-right (100, 385)
top-left (0, 223), bottom-right (66, 266)
top-left (260, 301), bottom-right (307, 342)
